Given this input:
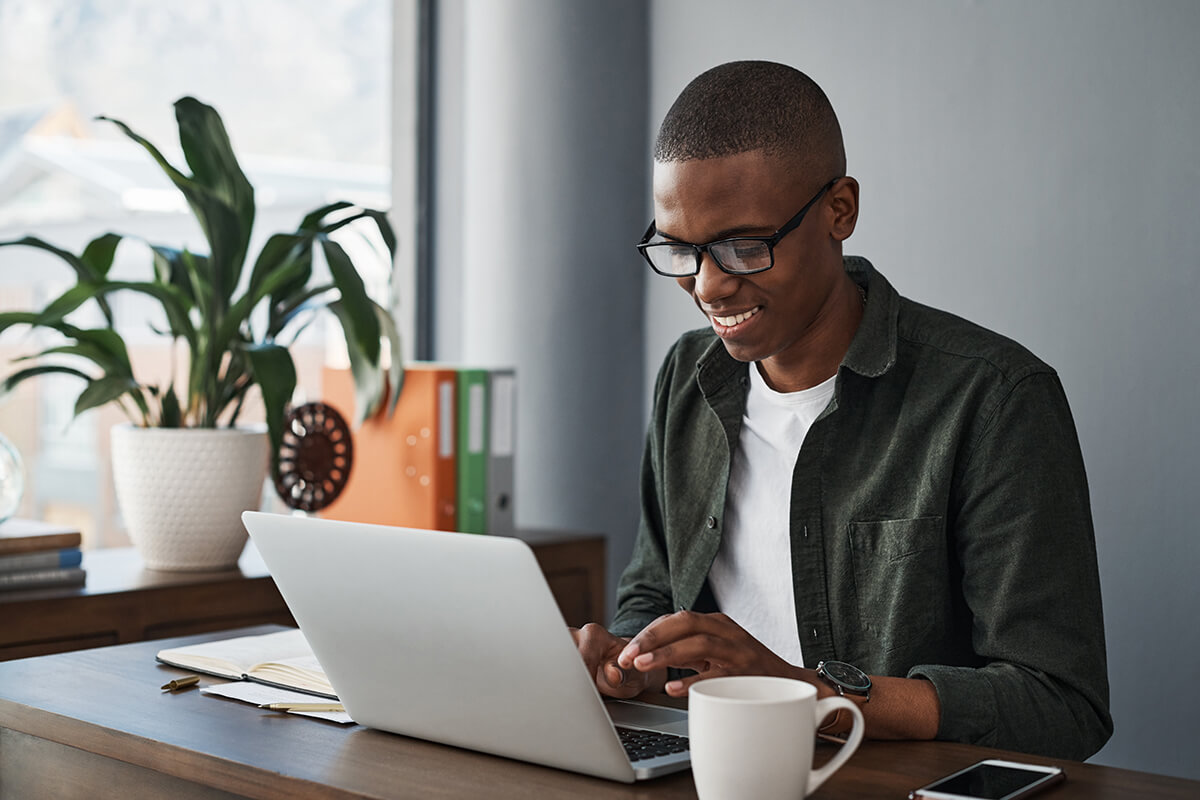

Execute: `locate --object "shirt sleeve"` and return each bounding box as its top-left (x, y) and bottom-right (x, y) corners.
top-left (908, 369), bottom-right (1113, 760)
top-left (610, 343), bottom-right (682, 638)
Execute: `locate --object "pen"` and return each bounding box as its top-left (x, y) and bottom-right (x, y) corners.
top-left (259, 702), bottom-right (346, 712)
top-left (161, 675), bottom-right (201, 692)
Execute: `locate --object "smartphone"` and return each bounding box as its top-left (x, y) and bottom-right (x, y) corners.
top-left (909, 759), bottom-right (1066, 800)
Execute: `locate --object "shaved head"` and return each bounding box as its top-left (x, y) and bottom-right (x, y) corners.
top-left (654, 60), bottom-right (845, 182)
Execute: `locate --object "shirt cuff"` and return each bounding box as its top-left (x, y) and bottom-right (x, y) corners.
top-left (907, 663), bottom-right (998, 747)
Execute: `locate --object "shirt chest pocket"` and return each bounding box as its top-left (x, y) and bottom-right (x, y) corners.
top-left (848, 516), bottom-right (950, 658)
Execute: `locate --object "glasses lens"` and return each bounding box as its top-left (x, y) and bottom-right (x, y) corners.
top-left (710, 240), bottom-right (772, 273)
top-left (644, 244), bottom-right (698, 276)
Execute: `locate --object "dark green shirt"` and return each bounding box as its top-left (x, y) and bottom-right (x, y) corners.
top-left (612, 257), bottom-right (1112, 760)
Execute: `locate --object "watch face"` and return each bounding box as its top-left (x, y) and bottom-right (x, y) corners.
top-left (822, 661), bottom-right (871, 691)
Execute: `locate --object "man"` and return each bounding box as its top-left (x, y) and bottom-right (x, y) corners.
top-left (573, 61), bottom-right (1112, 760)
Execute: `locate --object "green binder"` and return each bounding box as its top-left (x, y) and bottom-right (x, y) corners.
top-left (456, 369), bottom-right (490, 534)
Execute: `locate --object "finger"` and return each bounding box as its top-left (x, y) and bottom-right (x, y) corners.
top-left (664, 670), bottom-right (721, 697)
top-left (619, 611), bottom-right (706, 668)
top-left (602, 661), bottom-right (627, 689)
top-left (632, 637), bottom-right (709, 672)
top-left (574, 623), bottom-right (616, 676)
top-left (630, 612), bottom-right (761, 672)
top-left (633, 628), bottom-right (747, 674)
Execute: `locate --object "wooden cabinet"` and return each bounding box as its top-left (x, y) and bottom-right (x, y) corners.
top-left (0, 529), bottom-right (605, 661)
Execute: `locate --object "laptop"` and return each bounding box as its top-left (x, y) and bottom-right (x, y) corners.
top-left (241, 511), bottom-right (690, 782)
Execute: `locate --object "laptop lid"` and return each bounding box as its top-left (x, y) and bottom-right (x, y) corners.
top-left (242, 511), bottom-right (686, 782)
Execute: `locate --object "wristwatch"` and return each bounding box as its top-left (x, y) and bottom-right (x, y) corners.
top-left (816, 660), bottom-right (872, 701)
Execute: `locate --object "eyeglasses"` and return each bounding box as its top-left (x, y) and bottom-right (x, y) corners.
top-left (636, 178), bottom-right (840, 277)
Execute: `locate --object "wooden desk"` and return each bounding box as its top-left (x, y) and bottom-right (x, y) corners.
top-left (0, 530), bottom-right (605, 661)
top-left (1, 629), bottom-right (1197, 799)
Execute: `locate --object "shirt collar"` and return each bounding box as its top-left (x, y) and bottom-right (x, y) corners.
top-left (695, 255), bottom-right (899, 392)
top-left (840, 255), bottom-right (898, 378)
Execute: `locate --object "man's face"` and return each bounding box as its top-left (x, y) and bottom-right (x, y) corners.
top-left (652, 150), bottom-right (846, 367)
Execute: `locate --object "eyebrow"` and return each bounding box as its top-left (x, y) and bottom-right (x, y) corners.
top-left (655, 222), bottom-right (776, 244)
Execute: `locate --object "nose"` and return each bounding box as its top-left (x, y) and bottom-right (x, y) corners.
top-left (686, 250), bottom-right (739, 305)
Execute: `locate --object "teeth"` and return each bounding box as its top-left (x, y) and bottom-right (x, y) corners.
top-left (713, 307), bottom-right (760, 327)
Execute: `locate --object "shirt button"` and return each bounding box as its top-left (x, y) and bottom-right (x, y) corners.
top-left (705, 516), bottom-right (717, 529)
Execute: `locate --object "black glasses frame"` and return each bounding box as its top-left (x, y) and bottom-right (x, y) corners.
top-left (636, 178), bottom-right (841, 277)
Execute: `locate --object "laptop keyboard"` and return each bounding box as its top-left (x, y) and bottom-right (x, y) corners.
top-left (616, 726), bottom-right (690, 762)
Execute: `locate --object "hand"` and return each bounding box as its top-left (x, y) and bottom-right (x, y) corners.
top-left (570, 623), bottom-right (657, 698)
top-left (617, 611), bottom-right (805, 697)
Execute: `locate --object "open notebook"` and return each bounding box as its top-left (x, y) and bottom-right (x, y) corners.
top-left (155, 628), bottom-right (336, 699)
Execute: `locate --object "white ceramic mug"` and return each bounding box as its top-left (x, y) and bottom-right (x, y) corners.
top-left (688, 675), bottom-right (865, 800)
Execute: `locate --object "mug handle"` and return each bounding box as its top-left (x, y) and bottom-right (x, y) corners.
top-left (807, 696), bottom-right (865, 795)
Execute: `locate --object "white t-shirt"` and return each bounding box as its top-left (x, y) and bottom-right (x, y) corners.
top-left (707, 363), bottom-right (837, 667)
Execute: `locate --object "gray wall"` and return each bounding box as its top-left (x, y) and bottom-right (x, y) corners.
top-left (432, 0), bottom-right (649, 612)
top-left (646, 0), bottom-right (1200, 780)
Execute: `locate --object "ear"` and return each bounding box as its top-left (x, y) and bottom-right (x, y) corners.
top-left (827, 176), bottom-right (859, 242)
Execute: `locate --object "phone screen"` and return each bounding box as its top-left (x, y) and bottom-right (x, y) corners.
top-left (922, 763), bottom-right (1055, 799)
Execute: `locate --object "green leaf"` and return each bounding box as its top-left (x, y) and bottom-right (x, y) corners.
top-left (0, 310), bottom-right (43, 337)
top-left (209, 346), bottom-right (252, 425)
top-left (0, 237), bottom-right (116, 324)
top-left (297, 207), bottom-right (397, 267)
top-left (160, 385), bottom-right (183, 428)
top-left (1, 316), bottom-right (131, 373)
top-left (6, 325), bottom-right (149, 420)
top-left (268, 247), bottom-right (315, 329)
top-left (16, 342), bottom-right (125, 376)
top-left (180, 248), bottom-right (214, 331)
top-left (174, 98), bottom-right (255, 239)
top-left (94, 113), bottom-right (192, 186)
top-left (61, 327), bottom-right (136, 377)
top-left (210, 252), bottom-right (313, 367)
top-left (1, 364), bottom-right (92, 397)
top-left (372, 299), bottom-right (404, 417)
top-left (300, 201), bottom-right (355, 232)
top-left (99, 103), bottom-right (251, 312)
top-left (266, 283), bottom-right (336, 339)
top-left (360, 208), bottom-right (397, 260)
top-left (48, 280), bottom-right (197, 356)
top-left (247, 232), bottom-right (312, 314)
top-left (174, 97), bottom-right (255, 300)
top-left (149, 245), bottom-right (203, 310)
top-left (80, 233), bottom-right (123, 279)
top-left (74, 376), bottom-right (141, 417)
top-left (321, 236), bottom-right (380, 365)
top-left (314, 209), bottom-right (397, 260)
top-left (328, 300), bottom-right (384, 423)
top-left (0, 236), bottom-right (98, 280)
top-left (1, 313), bottom-right (87, 344)
top-left (244, 343), bottom-right (297, 478)
top-left (35, 283), bottom-right (103, 324)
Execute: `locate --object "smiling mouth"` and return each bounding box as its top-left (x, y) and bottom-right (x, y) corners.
top-left (711, 307), bottom-right (761, 328)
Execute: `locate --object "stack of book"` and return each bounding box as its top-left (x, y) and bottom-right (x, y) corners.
top-left (320, 364), bottom-right (516, 535)
top-left (0, 518), bottom-right (86, 592)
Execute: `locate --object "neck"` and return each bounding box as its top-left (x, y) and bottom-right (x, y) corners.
top-left (756, 276), bottom-right (864, 392)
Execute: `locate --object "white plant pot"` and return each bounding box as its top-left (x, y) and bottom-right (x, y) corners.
top-left (111, 425), bottom-right (270, 571)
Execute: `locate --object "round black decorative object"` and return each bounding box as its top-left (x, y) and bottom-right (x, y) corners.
top-left (273, 402), bottom-right (353, 512)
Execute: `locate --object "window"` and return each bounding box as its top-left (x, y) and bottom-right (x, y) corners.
top-left (0, 0), bottom-right (393, 546)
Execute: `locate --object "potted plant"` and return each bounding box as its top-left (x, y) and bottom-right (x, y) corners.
top-left (0, 97), bottom-right (401, 570)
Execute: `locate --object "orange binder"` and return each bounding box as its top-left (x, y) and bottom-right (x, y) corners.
top-left (321, 364), bottom-right (457, 531)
